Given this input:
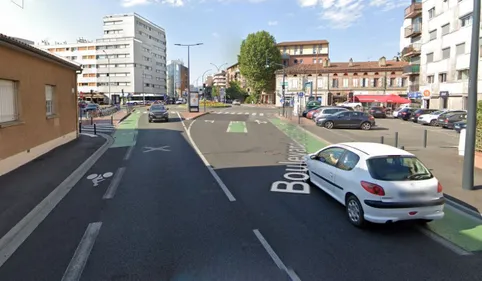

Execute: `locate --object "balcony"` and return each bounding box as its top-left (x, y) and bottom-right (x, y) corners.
top-left (401, 43), bottom-right (422, 57)
top-left (403, 65), bottom-right (420, 75)
top-left (404, 24), bottom-right (422, 38)
top-left (404, 2), bottom-right (422, 19)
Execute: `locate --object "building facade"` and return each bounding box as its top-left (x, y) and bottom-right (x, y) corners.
top-left (166, 60), bottom-right (188, 98)
top-left (400, 0), bottom-right (423, 99)
top-left (420, 0), bottom-right (482, 110)
top-left (274, 57), bottom-right (408, 107)
top-left (0, 34), bottom-right (81, 176)
top-left (213, 71), bottom-right (227, 87)
top-left (277, 40), bottom-right (329, 67)
top-left (225, 63), bottom-right (247, 88)
top-left (36, 13), bottom-right (167, 101)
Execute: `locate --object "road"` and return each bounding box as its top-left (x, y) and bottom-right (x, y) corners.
top-left (0, 106), bottom-right (480, 281)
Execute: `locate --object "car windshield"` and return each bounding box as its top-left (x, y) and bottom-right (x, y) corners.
top-left (432, 110), bottom-right (444, 115)
top-left (150, 105), bottom-right (165, 111)
top-left (366, 156), bottom-right (433, 181)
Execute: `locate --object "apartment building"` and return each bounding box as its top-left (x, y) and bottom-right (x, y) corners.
top-left (420, 0), bottom-right (481, 109)
top-left (225, 63), bottom-right (247, 88)
top-left (400, 0), bottom-right (423, 100)
top-left (277, 40), bottom-right (329, 67)
top-left (166, 60), bottom-right (188, 98)
top-left (213, 71), bottom-right (227, 87)
top-left (274, 57), bottom-right (408, 107)
top-left (37, 13), bottom-right (167, 101)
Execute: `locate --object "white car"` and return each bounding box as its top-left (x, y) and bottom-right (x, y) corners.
top-left (303, 142), bottom-right (444, 227)
top-left (232, 99), bottom-right (241, 105)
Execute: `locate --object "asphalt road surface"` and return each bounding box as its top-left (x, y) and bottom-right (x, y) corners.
top-left (0, 107), bottom-right (481, 281)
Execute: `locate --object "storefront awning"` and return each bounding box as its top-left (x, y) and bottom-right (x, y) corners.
top-left (353, 94), bottom-right (411, 104)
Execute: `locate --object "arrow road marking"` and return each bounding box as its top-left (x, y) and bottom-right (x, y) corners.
top-left (204, 120), bottom-right (214, 123)
top-left (143, 146), bottom-right (170, 152)
top-left (255, 120), bottom-right (267, 124)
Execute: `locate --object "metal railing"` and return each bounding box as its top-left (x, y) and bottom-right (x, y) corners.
top-left (403, 64), bottom-right (420, 74)
top-left (404, 24), bottom-right (422, 37)
top-left (404, 2), bottom-right (422, 18)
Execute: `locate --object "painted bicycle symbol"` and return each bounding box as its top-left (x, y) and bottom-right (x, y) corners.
top-left (86, 172), bottom-right (113, 186)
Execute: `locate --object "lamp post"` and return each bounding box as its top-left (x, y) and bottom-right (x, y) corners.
top-left (266, 60), bottom-right (286, 116)
top-left (462, 0), bottom-right (481, 190)
top-left (102, 50), bottom-right (111, 103)
top-left (175, 43), bottom-right (203, 112)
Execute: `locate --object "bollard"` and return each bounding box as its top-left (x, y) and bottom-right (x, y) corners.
top-left (90, 116), bottom-right (93, 125)
top-left (94, 124), bottom-right (97, 135)
top-left (380, 136), bottom-right (384, 144)
top-left (79, 122), bottom-right (82, 134)
top-left (298, 115), bottom-right (301, 124)
top-left (394, 132), bottom-right (399, 148)
top-left (401, 145), bottom-right (405, 150)
top-left (423, 129), bottom-right (428, 148)
top-left (111, 115), bottom-right (114, 125)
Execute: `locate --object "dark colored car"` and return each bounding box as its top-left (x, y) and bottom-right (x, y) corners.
top-left (454, 121), bottom-right (467, 133)
top-left (316, 111), bottom-right (375, 130)
top-left (411, 109), bottom-right (438, 123)
top-left (368, 106), bottom-right (386, 118)
top-left (435, 111), bottom-right (466, 126)
top-left (438, 113), bottom-right (466, 129)
top-left (83, 104), bottom-right (101, 115)
top-left (399, 107), bottom-right (415, 120)
top-left (148, 104), bottom-right (169, 122)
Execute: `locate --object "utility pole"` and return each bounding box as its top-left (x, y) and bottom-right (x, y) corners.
top-left (175, 43), bottom-right (203, 112)
top-left (462, 0), bottom-right (481, 191)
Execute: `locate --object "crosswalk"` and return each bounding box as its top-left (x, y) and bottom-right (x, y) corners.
top-left (80, 124), bottom-right (115, 134)
top-left (211, 111), bottom-right (275, 117)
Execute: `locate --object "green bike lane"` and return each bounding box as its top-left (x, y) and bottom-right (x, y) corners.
top-left (111, 110), bottom-right (142, 148)
top-left (269, 117), bottom-right (482, 253)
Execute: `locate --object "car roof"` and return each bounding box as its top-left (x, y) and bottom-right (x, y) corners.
top-left (335, 142), bottom-right (414, 157)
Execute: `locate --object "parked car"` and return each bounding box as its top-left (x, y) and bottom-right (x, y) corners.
top-left (306, 107), bottom-right (324, 119)
top-left (410, 109), bottom-right (438, 123)
top-left (232, 99), bottom-right (241, 105)
top-left (418, 110), bottom-right (466, 126)
top-left (434, 110), bottom-right (467, 127)
top-left (454, 121), bottom-right (467, 133)
top-left (368, 106), bottom-right (387, 118)
top-left (148, 104), bottom-right (170, 122)
top-left (316, 111), bottom-right (375, 130)
top-left (398, 107), bottom-right (415, 120)
top-left (303, 106), bottom-right (322, 117)
top-left (83, 103), bottom-right (101, 116)
top-left (314, 107), bottom-right (348, 122)
top-left (303, 142), bottom-right (445, 227)
top-left (437, 113), bottom-right (466, 129)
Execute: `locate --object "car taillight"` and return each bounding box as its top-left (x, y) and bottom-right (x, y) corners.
top-left (401, 112), bottom-right (406, 115)
top-left (437, 182), bottom-right (443, 193)
top-left (445, 119), bottom-right (449, 123)
top-left (361, 181), bottom-right (385, 196)
top-left (369, 115), bottom-right (374, 120)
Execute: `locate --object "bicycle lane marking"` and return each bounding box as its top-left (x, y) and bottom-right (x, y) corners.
top-left (110, 111), bottom-right (142, 148)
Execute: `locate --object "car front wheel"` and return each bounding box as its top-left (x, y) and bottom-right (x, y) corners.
top-left (324, 121), bottom-right (334, 129)
top-left (360, 122), bottom-right (371, 130)
top-left (346, 195), bottom-right (366, 227)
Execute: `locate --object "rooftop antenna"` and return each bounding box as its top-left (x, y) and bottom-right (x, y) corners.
top-left (11, 0), bottom-right (24, 9)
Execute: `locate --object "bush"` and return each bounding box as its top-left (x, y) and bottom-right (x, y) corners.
top-left (200, 100), bottom-right (230, 108)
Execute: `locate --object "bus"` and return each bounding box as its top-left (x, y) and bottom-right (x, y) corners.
top-left (126, 94), bottom-right (165, 106)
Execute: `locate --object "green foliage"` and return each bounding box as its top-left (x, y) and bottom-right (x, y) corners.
top-left (238, 31), bottom-right (282, 96)
top-left (244, 95), bottom-right (256, 104)
top-left (211, 86), bottom-right (218, 97)
top-left (226, 81), bottom-right (248, 100)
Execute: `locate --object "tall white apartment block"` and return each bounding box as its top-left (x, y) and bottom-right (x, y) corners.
top-left (36, 13), bottom-right (167, 100)
top-left (213, 71), bottom-right (226, 88)
top-left (420, 0), bottom-right (481, 110)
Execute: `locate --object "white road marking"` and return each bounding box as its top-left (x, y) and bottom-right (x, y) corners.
top-left (252, 113), bottom-right (256, 116)
top-left (124, 145), bottom-right (135, 160)
top-left (245, 112), bottom-right (249, 115)
top-left (237, 112), bottom-right (243, 115)
top-left (61, 222), bottom-right (102, 281)
top-left (253, 229), bottom-right (301, 281)
top-left (143, 146), bottom-right (170, 152)
top-left (230, 112), bottom-right (235, 115)
top-left (255, 120), bottom-right (267, 124)
top-left (205, 120), bottom-right (214, 123)
top-left (79, 133), bottom-right (97, 138)
top-left (103, 167), bottom-right (126, 199)
top-left (0, 134), bottom-right (113, 268)
top-left (86, 172), bottom-right (113, 186)
top-left (260, 113), bottom-right (264, 116)
top-left (177, 112), bottom-right (236, 202)
top-left (416, 226), bottom-right (472, 256)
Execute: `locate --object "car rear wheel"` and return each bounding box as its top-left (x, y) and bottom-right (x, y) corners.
top-left (346, 195), bottom-right (366, 227)
top-left (360, 122), bottom-right (371, 130)
top-left (429, 119), bottom-right (436, 126)
top-left (324, 121), bottom-right (334, 129)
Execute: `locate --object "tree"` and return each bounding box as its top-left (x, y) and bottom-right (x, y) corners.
top-left (226, 81), bottom-right (248, 100)
top-left (238, 31), bottom-right (282, 102)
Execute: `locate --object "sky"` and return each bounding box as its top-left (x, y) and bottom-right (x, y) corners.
top-left (0, 0), bottom-right (408, 86)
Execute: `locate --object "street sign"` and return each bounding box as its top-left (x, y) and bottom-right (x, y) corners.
top-left (280, 82), bottom-right (288, 86)
top-left (298, 92), bottom-right (304, 97)
top-left (280, 98), bottom-right (284, 103)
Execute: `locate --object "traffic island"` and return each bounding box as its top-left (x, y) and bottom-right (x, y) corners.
top-left (179, 111), bottom-right (211, 120)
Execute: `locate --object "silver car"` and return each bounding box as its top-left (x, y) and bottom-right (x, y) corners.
top-left (314, 107), bottom-right (348, 122)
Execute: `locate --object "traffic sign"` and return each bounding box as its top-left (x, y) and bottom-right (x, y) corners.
top-left (298, 92), bottom-right (304, 97)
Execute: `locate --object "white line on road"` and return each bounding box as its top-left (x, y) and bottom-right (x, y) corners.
top-left (124, 145), bottom-right (135, 160)
top-left (237, 112), bottom-right (243, 115)
top-left (61, 222), bottom-right (102, 281)
top-left (260, 113), bottom-right (264, 116)
top-left (0, 134), bottom-right (113, 269)
top-left (177, 112), bottom-right (236, 202)
top-left (252, 113), bottom-right (256, 116)
top-left (103, 167), bottom-right (126, 199)
top-left (231, 112), bottom-right (235, 115)
top-left (253, 229), bottom-right (301, 281)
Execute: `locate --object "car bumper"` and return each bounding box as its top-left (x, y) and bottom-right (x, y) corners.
top-left (418, 119), bottom-right (430, 125)
top-left (362, 198), bottom-right (445, 223)
top-left (149, 115), bottom-right (169, 121)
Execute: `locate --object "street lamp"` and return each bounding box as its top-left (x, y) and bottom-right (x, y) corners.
top-left (102, 50), bottom-right (111, 103)
top-left (175, 43), bottom-right (203, 112)
top-left (210, 62), bottom-right (228, 72)
top-left (266, 59), bottom-right (286, 116)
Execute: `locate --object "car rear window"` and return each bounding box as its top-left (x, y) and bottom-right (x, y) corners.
top-left (366, 156), bottom-right (433, 181)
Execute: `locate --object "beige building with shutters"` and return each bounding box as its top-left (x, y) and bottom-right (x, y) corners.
top-left (0, 34), bottom-right (81, 176)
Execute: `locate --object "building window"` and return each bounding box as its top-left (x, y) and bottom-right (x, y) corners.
top-left (352, 78), bottom-right (358, 87)
top-left (45, 85), bottom-right (55, 116)
top-left (389, 78), bottom-right (395, 87)
top-left (313, 59), bottom-right (317, 64)
top-left (343, 79), bottom-right (349, 88)
top-left (426, 53), bottom-right (434, 63)
top-left (373, 78), bottom-right (379, 87)
top-left (294, 59), bottom-right (298, 64)
top-left (429, 30), bottom-right (437, 41)
top-left (457, 69), bottom-right (469, 80)
top-left (439, 73), bottom-right (447, 83)
top-left (456, 43), bottom-right (466, 55)
top-left (299, 59), bottom-right (303, 64)
top-left (0, 79), bottom-right (18, 123)
top-left (460, 13), bottom-right (473, 27)
top-left (428, 7), bottom-right (435, 19)
top-left (442, 47), bottom-right (450, 59)
top-left (441, 24), bottom-right (450, 36)
top-left (332, 79), bottom-right (339, 88)
top-left (427, 75), bottom-right (434, 83)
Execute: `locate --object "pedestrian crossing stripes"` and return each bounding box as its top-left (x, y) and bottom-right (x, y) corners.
top-left (211, 111), bottom-right (272, 117)
top-left (80, 124), bottom-right (115, 134)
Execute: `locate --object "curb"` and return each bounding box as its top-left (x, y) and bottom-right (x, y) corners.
top-left (115, 109), bottom-right (135, 127)
top-left (276, 114), bottom-right (482, 221)
top-left (182, 111), bottom-right (211, 121)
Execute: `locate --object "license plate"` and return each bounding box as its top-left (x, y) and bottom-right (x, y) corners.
top-left (376, 111), bottom-right (381, 113)
top-left (399, 191), bottom-right (427, 198)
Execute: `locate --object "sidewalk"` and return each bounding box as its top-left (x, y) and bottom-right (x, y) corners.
top-left (0, 135), bottom-right (106, 239)
top-left (79, 109), bottom-right (132, 127)
top-left (275, 114), bottom-right (482, 216)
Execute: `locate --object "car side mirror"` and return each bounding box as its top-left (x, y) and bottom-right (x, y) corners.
top-left (310, 154), bottom-right (318, 160)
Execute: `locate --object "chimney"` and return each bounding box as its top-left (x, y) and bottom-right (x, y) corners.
top-left (378, 56), bottom-right (386, 67)
top-left (348, 58), bottom-right (353, 67)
